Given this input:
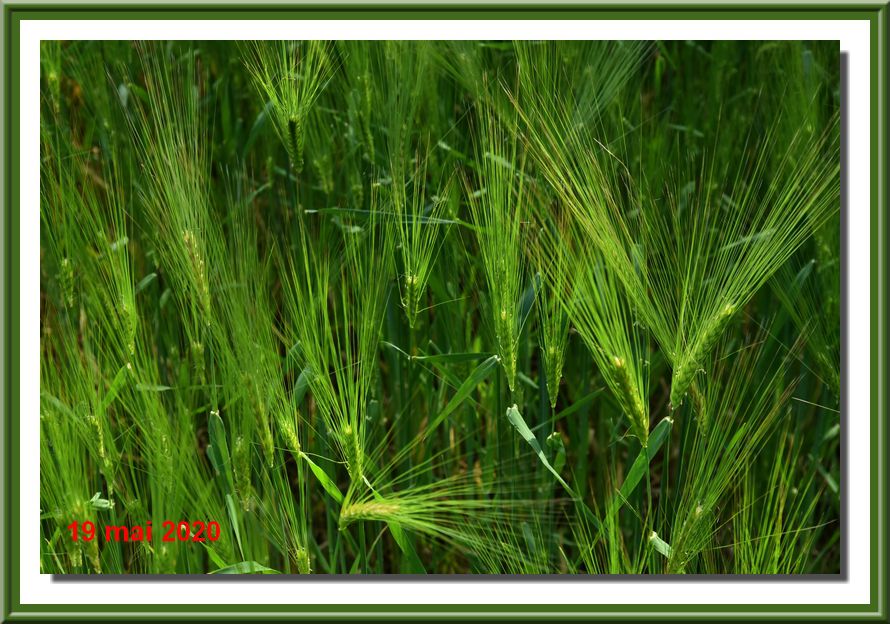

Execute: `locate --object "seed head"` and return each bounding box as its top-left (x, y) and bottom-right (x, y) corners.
top-left (342, 424), bottom-right (363, 482)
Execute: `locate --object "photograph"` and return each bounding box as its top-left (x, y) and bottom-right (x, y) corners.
top-left (37, 38), bottom-right (843, 576)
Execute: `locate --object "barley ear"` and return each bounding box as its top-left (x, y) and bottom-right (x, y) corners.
top-left (670, 303), bottom-right (736, 407)
top-left (612, 356), bottom-right (649, 444)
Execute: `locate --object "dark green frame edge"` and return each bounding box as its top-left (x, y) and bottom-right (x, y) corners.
top-left (1, 2), bottom-right (886, 621)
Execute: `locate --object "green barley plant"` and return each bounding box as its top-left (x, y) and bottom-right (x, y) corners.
top-left (244, 40), bottom-right (336, 173)
top-left (39, 39), bottom-right (841, 575)
top-left (390, 147), bottom-right (455, 329)
top-left (528, 212), bottom-right (570, 411)
top-left (282, 216), bottom-right (390, 484)
top-left (567, 235), bottom-right (650, 445)
top-left (466, 97), bottom-right (528, 393)
top-left (638, 122), bottom-right (840, 408)
top-left (532, 212), bottom-right (650, 444)
top-left (663, 331), bottom-right (803, 573)
top-left (131, 46), bottom-right (217, 334)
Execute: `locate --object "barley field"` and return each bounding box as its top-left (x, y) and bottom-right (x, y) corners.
top-left (39, 40), bottom-right (841, 575)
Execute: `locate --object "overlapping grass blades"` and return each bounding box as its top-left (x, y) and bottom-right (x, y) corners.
top-left (39, 40), bottom-right (841, 575)
top-left (639, 120), bottom-right (840, 408)
top-left (513, 41), bottom-right (840, 409)
top-left (664, 331), bottom-right (802, 573)
top-left (282, 193), bottom-right (392, 484)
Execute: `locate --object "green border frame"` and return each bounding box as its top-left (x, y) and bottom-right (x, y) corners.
top-left (1, 2), bottom-right (886, 621)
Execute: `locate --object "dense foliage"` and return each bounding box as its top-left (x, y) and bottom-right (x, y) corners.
top-left (40, 40), bottom-right (840, 574)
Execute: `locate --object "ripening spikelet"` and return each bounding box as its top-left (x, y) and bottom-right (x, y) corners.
top-left (280, 416), bottom-right (301, 455)
top-left (338, 500), bottom-right (400, 529)
top-left (287, 116), bottom-right (304, 173)
top-left (694, 304), bottom-right (737, 358)
top-left (87, 414), bottom-right (106, 461)
top-left (294, 546), bottom-right (311, 574)
top-left (496, 306), bottom-right (518, 392)
top-left (611, 356), bottom-right (648, 444)
top-left (537, 260), bottom-right (568, 409)
top-left (670, 360), bottom-right (695, 410)
top-left (233, 435), bottom-right (252, 511)
top-left (402, 274), bottom-right (420, 328)
top-left (688, 382), bottom-right (707, 433)
top-left (59, 257), bottom-right (75, 309)
top-left (190, 340), bottom-right (205, 381)
top-left (85, 526), bottom-right (101, 573)
top-left (245, 374), bottom-right (275, 469)
top-left (261, 424), bottom-right (275, 470)
top-left (87, 412), bottom-right (115, 491)
top-left (120, 297), bottom-right (137, 356)
top-left (670, 303), bottom-right (736, 407)
top-left (542, 340), bottom-right (566, 410)
top-left (342, 424), bottom-right (363, 483)
top-left (182, 229), bottom-right (211, 324)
